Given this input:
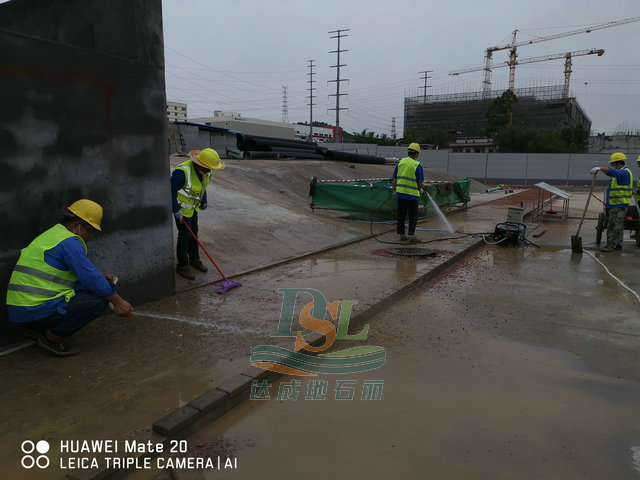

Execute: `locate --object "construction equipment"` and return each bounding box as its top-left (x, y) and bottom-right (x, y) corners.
top-left (571, 173), bottom-right (598, 254)
top-left (180, 219), bottom-right (241, 294)
top-left (450, 16), bottom-right (640, 98)
top-left (451, 48), bottom-right (605, 99)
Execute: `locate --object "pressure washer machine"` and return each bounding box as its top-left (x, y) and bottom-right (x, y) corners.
top-left (493, 222), bottom-right (527, 246)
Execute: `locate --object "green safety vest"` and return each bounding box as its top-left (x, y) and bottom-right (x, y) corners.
top-left (175, 160), bottom-right (211, 218)
top-left (395, 156), bottom-right (421, 198)
top-left (607, 167), bottom-right (633, 207)
top-left (6, 224), bottom-right (87, 307)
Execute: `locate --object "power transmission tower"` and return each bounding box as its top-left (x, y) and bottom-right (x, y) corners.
top-left (391, 117), bottom-right (397, 139)
top-left (328, 28), bottom-right (349, 142)
top-left (281, 85), bottom-right (288, 123)
top-left (419, 70), bottom-right (432, 103)
top-left (307, 60), bottom-right (316, 140)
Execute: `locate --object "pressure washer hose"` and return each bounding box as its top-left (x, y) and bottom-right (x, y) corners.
top-left (584, 250), bottom-right (640, 305)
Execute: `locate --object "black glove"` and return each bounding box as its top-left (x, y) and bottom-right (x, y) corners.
top-left (200, 203), bottom-right (207, 211)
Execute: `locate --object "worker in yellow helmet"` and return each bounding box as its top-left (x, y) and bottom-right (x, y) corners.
top-left (171, 148), bottom-right (225, 279)
top-left (6, 200), bottom-right (134, 356)
top-left (392, 143), bottom-right (424, 242)
top-left (590, 152), bottom-right (634, 252)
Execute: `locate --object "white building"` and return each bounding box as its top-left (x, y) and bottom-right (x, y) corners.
top-left (189, 112), bottom-right (295, 139)
top-left (589, 133), bottom-right (640, 153)
top-left (166, 101), bottom-right (187, 123)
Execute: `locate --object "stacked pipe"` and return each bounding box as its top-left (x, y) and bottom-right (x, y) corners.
top-left (235, 133), bottom-right (386, 164)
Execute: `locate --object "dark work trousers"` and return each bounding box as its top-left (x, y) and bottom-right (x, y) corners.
top-left (24, 291), bottom-right (108, 338)
top-left (175, 212), bottom-right (201, 269)
top-left (397, 198), bottom-right (419, 236)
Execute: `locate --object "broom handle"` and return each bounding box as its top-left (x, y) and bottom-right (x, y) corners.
top-left (575, 173), bottom-right (597, 238)
top-left (181, 218), bottom-right (227, 280)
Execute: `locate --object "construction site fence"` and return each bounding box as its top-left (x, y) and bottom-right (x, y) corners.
top-left (322, 148), bottom-right (639, 186)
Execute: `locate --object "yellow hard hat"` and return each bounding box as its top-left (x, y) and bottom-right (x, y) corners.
top-left (408, 143), bottom-right (421, 154)
top-left (609, 152), bottom-right (626, 164)
top-left (67, 199), bottom-right (103, 231)
top-left (189, 148), bottom-right (225, 170)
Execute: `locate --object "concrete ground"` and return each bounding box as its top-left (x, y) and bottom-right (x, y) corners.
top-left (1, 159), bottom-right (639, 479)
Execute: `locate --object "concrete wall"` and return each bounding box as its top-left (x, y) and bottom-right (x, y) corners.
top-left (0, 0), bottom-right (174, 345)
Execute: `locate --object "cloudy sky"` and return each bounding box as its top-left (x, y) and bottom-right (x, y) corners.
top-left (162, 0), bottom-right (639, 136)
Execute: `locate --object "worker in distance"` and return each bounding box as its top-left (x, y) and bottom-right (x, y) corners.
top-left (6, 200), bottom-right (134, 356)
top-left (590, 152), bottom-right (634, 252)
top-left (392, 143), bottom-right (424, 243)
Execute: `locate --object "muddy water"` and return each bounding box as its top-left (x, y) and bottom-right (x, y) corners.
top-left (140, 245), bottom-right (640, 480)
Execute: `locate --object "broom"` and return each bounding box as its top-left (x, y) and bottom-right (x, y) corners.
top-left (181, 219), bottom-right (242, 294)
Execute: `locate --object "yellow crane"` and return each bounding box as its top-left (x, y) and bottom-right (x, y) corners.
top-left (451, 16), bottom-right (640, 98)
top-left (450, 48), bottom-right (605, 98)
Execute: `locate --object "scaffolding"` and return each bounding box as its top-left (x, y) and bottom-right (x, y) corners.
top-left (404, 84), bottom-right (591, 138)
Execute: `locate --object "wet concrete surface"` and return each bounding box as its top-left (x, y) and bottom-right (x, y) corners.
top-left (138, 244), bottom-right (640, 480)
top-left (2, 161), bottom-right (639, 479)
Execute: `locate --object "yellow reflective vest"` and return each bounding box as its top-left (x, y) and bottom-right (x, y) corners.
top-left (607, 167), bottom-right (633, 207)
top-left (395, 156), bottom-right (421, 198)
top-left (6, 224), bottom-right (86, 307)
top-left (175, 160), bottom-right (211, 218)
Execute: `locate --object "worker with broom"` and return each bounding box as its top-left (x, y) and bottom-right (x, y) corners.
top-left (6, 200), bottom-right (134, 356)
top-left (171, 148), bottom-right (225, 279)
top-left (590, 152), bottom-right (634, 252)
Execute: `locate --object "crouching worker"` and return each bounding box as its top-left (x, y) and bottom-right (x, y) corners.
top-left (6, 200), bottom-right (134, 357)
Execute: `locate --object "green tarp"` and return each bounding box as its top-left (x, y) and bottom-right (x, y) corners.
top-left (310, 177), bottom-right (471, 221)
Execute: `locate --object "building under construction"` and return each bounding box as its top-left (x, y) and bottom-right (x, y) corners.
top-left (404, 85), bottom-right (591, 139)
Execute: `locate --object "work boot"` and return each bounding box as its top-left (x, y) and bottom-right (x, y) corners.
top-left (399, 234), bottom-right (408, 241)
top-left (23, 328), bottom-right (44, 342)
top-left (190, 260), bottom-right (208, 273)
top-left (599, 245), bottom-right (616, 253)
top-left (406, 235), bottom-right (419, 243)
top-left (176, 266), bottom-right (195, 279)
top-left (36, 337), bottom-right (79, 357)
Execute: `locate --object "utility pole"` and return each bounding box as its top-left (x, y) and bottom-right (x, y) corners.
top-left (328, 28), bottom-right (349, 142)
top-left (418, 70), bottom-right (433, 103)
top-left (307, 60), bottom-right (316, 140)
top-left (281, 85), bottom-right (288, 123)
top-left (391, 117), bottom-right (397, 139)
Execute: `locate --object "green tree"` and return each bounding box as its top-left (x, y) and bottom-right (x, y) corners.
top-left (483, 90), bottom-right (518, 137)
top-left (419, 129), bottom-right (450, 148)
top-left (402, 127), bottom-right (419, 144)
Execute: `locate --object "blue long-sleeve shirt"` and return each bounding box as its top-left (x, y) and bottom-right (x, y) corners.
top-left (171, 169), bottom-right (208, 213)
top-left (393, 163), bottom-right (424, 200)
top-left (7, 235), bottom-right (116, 323)
top-left (605, 167), bottom-right (632, 208)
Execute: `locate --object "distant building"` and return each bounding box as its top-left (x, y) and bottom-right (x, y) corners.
top-left (167, 101), bottom-right (187, 123)
top-left (189, 112), bottom-right (295, 139)
top-left (294, 124), bottom-right (343, 142)
top-left (589, 133), bottom-right (640, 153)
top-left (449, 137), bottom-right (493, 153)
top-left (404, 85), bottom-right (591, 138)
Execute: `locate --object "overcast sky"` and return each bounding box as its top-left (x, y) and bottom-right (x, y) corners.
top-left (162, 0), bottom-right (640, 136)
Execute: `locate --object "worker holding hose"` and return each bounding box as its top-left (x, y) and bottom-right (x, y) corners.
top-left (6, 200), bottom-right (134, 356)
top-left (590, 152), bottom-right (634, 252)
top-left (392, 143), bottom-right (424, 242)
top-left (171, 148), bottom-right (225, 279)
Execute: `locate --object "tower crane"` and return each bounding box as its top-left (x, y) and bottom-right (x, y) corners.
top-left (453, 16), bottom-right (640, 97)
top-left (450, 48), bottom-right (605, 98)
